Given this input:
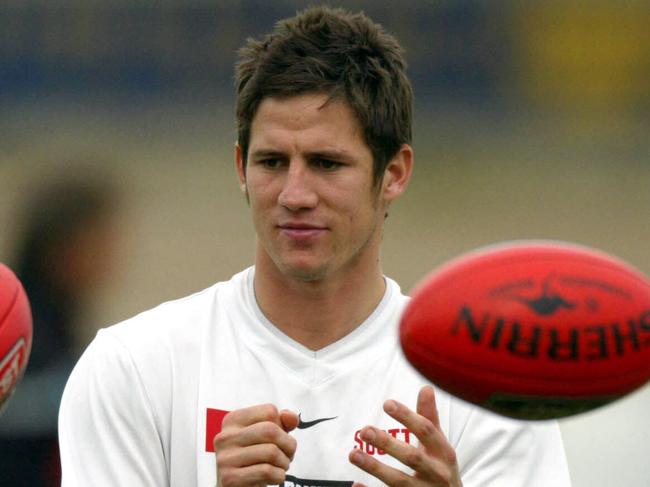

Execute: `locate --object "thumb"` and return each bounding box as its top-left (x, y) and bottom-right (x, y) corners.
top-left (280, 409), bottom-right (299, 432)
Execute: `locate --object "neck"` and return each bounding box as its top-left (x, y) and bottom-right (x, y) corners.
top-left (253, 250), bottom-right (386, 351)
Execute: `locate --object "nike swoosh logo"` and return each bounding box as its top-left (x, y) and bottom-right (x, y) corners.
top-left (297, 413), bottom-right (338, 429)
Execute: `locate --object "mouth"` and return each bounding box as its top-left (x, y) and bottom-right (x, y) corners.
top-left (278, 223), bottom-right (328, 240)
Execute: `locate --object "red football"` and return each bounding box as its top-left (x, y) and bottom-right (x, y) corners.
top-left (0, 263), bottom-right (32, 411)
top-left (400, 241), bottom-right (650, 420)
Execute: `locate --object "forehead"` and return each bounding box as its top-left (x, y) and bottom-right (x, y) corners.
top-left (249, 93), bottom-right (369, 153)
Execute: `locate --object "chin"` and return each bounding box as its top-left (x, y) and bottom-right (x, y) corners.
top-left (278, 259), bottom-right (330, 283)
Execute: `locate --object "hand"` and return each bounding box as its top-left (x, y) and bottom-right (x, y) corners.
top-left (213, 403), bottom-right (299, 487)
top-left (349, 386), bottom-right (462, 486)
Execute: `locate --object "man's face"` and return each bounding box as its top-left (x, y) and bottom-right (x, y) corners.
top-left (236, 93), bottom-right (407, 282)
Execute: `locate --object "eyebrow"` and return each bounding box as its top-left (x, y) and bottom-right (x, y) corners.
top-left (250, 148), bottom-right (354, 161)
top-left (249, 149), bottom-right (285, 160)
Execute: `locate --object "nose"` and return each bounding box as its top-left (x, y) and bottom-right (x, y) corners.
top-left (277, 160), bottom-right (318, 211)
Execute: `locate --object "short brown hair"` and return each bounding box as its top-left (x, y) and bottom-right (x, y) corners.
top-left (235, 6), bottom-right (413, 186)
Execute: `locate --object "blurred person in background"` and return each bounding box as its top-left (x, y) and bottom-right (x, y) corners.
top-left (0, 174), bottom-right (119, 487)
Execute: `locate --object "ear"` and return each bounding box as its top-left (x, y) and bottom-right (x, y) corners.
top-left (382, 143), bottom-right (413, 204)
top-left (234, 143), bottom-right (247, 194)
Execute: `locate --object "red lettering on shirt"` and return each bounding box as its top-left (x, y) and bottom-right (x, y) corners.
top-left (353, 427), bottom-right (412, 456)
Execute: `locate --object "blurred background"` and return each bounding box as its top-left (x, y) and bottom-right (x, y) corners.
top-left (0, 1), bottom-right (648, 485)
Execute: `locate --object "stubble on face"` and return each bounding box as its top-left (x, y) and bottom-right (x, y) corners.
top-left (276, 193), bottom-right (382, 284)
top-left (241, 93), bottom-right (387, 286)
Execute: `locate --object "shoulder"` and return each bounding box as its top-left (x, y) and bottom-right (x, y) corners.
top-left (63, 268), bottom-right (252, 413)
top-left (104, 267), bottom-right (252, 355)
top-left (444, 397), bottom-right (570, 486)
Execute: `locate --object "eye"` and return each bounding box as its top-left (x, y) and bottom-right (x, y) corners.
top-left (260, 158), bottom-right (283, 169)
top-left (315, 158), bottom-right (342, 171)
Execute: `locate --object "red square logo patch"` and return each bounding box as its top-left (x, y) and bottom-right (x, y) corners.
top-left (205, 408), bottom-right (229, 452)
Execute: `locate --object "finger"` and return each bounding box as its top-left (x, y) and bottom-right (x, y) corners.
top-left (383, 399), bottom-right (449, 456)
top-left (218, 462), bottom-right (288, 486)
top-left (349, 449), bottom-right (412, 485)
top-left (222, 403), bottom-right (282, 428)
top-left (417, 385), bottom-right (440, 430)
top-left (217, 443), bottom-right (292, 470)
top-left (356, 426), bottom-right (439, 477)
top-left (215, 421), bottom-right (297, 460)
top-left (280, 409), bottom-right (299, 432)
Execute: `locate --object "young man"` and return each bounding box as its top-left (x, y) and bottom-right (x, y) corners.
top-left (59, 7), bottom-right (572, 487)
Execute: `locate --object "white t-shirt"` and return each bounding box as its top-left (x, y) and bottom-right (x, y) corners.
top-left (59, 267), bottom-right (571, 486)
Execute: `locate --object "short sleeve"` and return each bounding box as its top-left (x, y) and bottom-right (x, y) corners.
top-left (58, 330), bottom-right (169, 487)
top-left (452, 403), bottom-right (571, 486)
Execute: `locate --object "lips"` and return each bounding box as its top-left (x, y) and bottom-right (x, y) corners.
top-left (278, 222), bottom-right (327, 240)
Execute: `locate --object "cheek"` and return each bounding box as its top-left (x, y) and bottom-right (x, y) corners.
top-left (349, 185), bottom-right (383, 218)
top-left (340, 196), bottom-right (382, 236)
top-left (249, 198), bottom-right (268, 227)
top-left (246, 180), bottom-right (274, 211)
